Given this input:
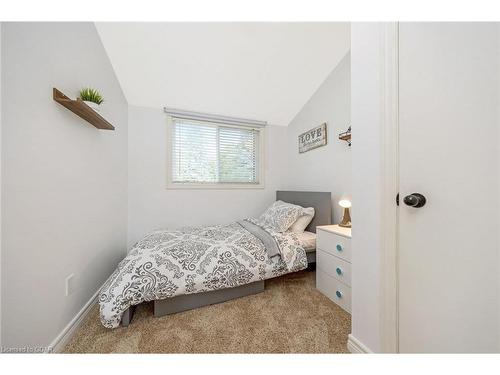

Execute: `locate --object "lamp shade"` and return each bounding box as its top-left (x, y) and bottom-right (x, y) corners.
top-left (339, 199), bottom-right (352, 208)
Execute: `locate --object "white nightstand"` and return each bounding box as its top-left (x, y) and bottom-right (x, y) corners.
top-left (316, 225), bottom-right (352, 313)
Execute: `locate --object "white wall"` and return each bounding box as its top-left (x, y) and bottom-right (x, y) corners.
top-left (350, 23), bottom-right (384, 353)
top-left (498, 23), bottom-right (500, 353)
top-left (1, 23), bottom-right (128, 348)
top-left (286, 53), bottom-right (350, 224)
top-left (127, 105), bottom-right (288, 247)
top-left (128, 53), bottom-right (351, 246)
top-left (0, 22), bottom-right (3, 348)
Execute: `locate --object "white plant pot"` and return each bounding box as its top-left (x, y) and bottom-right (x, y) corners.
top-left (83, 100), bottom-right (100, 112)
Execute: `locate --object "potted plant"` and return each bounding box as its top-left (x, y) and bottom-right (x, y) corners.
top-left (79, 88), bottom-right (104, 112)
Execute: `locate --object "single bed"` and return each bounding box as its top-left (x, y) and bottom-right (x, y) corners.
top-left (100, 191), bottom-right (331, 328)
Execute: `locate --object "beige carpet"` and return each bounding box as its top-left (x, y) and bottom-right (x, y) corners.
top-left (63, 270), bottom-right (351, 353)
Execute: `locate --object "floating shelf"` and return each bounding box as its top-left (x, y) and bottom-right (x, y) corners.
top-left (53, 88), bottom-right (115, 130)
top-left (338, 126), bottom-right (351, 146)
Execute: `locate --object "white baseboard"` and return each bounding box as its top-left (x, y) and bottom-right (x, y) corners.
top-left (347, 334), bottom-right (373, 353)
top-left (49, 286), bottom-right (101, 353)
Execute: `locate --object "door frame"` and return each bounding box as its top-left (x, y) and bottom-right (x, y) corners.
top-left (379, 22), bottom-right (400, 353)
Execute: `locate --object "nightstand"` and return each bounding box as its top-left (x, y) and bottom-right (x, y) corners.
top-left (316, 225), bottom-right (352, 313)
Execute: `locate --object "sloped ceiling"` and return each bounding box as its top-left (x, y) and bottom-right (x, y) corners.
top-left (96, 22), bottom-right (350, 126)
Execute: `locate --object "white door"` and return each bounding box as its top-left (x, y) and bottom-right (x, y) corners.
top-left (398, 23), bottom-right (499, 353)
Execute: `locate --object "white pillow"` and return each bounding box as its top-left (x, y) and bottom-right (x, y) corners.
top-left (257, 200), bottom-right (303, 232)
top-left (289, 207), bottom-right (315, 233)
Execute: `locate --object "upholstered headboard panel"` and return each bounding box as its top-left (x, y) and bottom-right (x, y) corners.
top-left (276, 191), bottom-right (332, 233)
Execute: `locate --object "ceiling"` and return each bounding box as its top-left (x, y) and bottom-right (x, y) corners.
top-left (96, 22), bottom-right (350, 126)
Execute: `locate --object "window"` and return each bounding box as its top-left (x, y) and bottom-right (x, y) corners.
top-left (167, 117), bottom-right (264, 188)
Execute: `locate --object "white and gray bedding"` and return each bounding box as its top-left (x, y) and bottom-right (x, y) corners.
top-left (238, 220), bottom-right (280, 258)
top-left (99, 219), bottom-right (308, 328)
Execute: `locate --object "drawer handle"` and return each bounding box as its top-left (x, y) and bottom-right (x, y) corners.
top-left (336, 290), bottom-right (343, 298)
top-left (336, 267), bottom-right (343, 275)
top-left (336, 244), bottom-right (343, 252)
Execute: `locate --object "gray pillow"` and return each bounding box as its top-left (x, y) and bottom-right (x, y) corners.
top-left (257, 200), bottom-right (303, 232)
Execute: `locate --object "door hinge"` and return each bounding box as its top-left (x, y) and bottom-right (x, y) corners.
top-left (396, 193), bottom-right (399, 206)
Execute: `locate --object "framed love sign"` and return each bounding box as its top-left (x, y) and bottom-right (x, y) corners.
top-left (298, 123), bottom-right (327, 153)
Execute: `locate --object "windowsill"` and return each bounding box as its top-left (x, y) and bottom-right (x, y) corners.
top-left (166, 182), bottom-right (265, 190)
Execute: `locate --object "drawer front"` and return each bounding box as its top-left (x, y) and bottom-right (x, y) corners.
top-left (317, 249), bottom-right (352, 286)
top-left (317, 230), bottom-right (351, 262)
top-left (316, 270), bottom-right (351, 313)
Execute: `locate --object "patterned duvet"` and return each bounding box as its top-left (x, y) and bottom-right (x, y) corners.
top-left (99, 220), bottom-right (308, 328)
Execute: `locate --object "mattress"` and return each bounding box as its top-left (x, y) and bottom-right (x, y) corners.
top-left (297, 231), bottom-right (316, 252)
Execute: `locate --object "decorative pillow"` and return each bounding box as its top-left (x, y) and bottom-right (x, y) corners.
top-left (289, 207), bottom-right (315, 233)
top-left (257, 200), bottom-right (303, 233)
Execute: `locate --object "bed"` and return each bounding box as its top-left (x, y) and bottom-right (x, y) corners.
top-left (99, 191), bottom-right (332, 328)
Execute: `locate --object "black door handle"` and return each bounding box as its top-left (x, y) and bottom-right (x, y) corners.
top-left (403, 193), bottom-right (426, 208)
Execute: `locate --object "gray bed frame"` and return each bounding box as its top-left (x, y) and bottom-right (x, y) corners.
top-left (121, 190), bottom-right (332, 327)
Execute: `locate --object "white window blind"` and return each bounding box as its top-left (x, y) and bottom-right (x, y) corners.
top-left (170, 118), bottom-right (261, 185)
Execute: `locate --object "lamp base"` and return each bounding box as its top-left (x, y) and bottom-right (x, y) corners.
top-left (339, 207), bottom-right (352, 228)
top-left (338, 221), bottom-right (351, 228)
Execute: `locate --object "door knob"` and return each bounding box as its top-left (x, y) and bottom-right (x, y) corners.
top-left (403, 193), bottom-right (426, 208)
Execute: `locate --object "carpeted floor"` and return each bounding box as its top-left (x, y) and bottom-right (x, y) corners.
top-left (63, 270), bottom-right (351, 353)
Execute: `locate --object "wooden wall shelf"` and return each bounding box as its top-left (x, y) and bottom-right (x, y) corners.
top-left (53, 88), bottom-right (115, 130)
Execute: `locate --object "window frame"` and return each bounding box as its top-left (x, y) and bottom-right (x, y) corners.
top-left (166, 115), bottom-right (265, 190)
